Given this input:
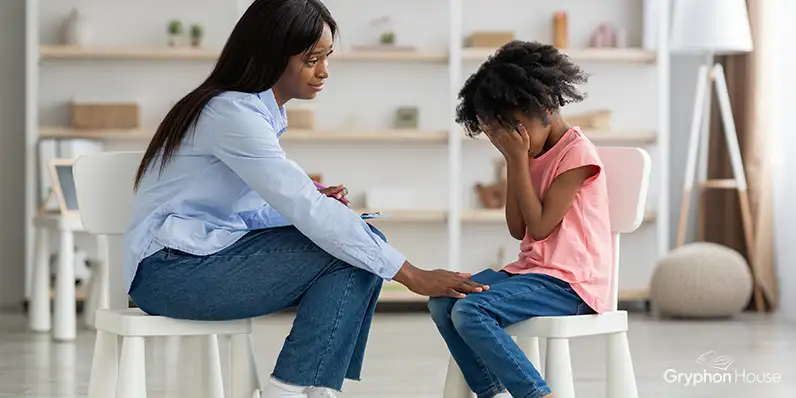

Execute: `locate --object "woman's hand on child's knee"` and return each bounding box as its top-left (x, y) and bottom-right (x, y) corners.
top-left (393, 262), bottom-right (489, 299)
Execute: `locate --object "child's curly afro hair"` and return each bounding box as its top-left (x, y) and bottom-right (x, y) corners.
top-left (455, 40), bottom-right (589, 138)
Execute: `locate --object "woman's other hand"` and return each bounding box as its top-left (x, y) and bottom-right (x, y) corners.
top-left (318, 184), bottom-right (349, 205)
top-left (393, 261), bottom-right (489, 298)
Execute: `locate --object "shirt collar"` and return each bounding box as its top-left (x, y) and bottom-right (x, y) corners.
top-left (257, 89), bottom-right (288, 135)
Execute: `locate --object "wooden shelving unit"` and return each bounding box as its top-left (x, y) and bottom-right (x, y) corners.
top-left (39, 45), bottom-right (656, 65)
top-left (26, 0), bottom-right (671, 307)
top-left (464, 130), bottom-right (658, 144)
top-left (461, 47), bottom-right (657, 64)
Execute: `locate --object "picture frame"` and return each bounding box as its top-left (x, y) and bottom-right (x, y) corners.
top-left (47, 158), bottom-right (80, 217)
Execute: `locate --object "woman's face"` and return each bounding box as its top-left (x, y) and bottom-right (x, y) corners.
top-left (274, 23), bottom-right (334, 102)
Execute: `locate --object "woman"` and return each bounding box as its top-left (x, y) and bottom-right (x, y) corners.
top-left (124, 1), bottom-right (487, 397)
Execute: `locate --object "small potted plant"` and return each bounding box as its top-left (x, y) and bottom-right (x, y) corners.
top-left (380, 31), bottom-right (395, 45)
top-left (190, 24), bottom-right (204, 47)
top-left (167, 19), bottom-right (183, 46)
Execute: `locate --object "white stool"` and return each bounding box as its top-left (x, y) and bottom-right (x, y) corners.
top-left (72, 151), bottom-right (262, 398)
top-left (441, 147), bottom-right (650, 398)
top-left (29, 213), bottom-right (109, 341)
top-left (89, 308), bottom-right (259, 398)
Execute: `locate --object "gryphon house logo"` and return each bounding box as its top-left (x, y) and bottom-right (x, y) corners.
top-left (695, 351), bottom-right (734, 371)
top-left (663, 351), bottom-right (782, 387)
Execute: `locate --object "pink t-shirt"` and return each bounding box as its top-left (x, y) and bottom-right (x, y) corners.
top-left (502, 127), bottom-right (613, 314)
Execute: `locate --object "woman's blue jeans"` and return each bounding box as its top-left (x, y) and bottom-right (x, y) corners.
top-left (129, 225), bottom-right (386, 391)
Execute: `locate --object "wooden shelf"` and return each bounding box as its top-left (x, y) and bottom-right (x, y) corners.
top-left (378, 282), bottom-right (426, 303)
top-left (39, 45), bottom-right (220, 61)
top-left (461, 47), bottom-right (657, 63)
top-left (464, 130), bottom-right (657, 144)
top-left (281, 129), bottom-right (448, 143)
top-left (39, 45), bottom-right (447, 63)
top-left (39, 126), bottom-right (448, 143)
top-left (462, 209), bottom-right (658, 224)
top-left (39, 126), bottom-right (152, 141)
top-left (332, 50), bottom-right (447, 63)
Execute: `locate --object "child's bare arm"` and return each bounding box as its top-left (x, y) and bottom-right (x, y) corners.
top-left (505, 166), bottom-right (527, 240)
top-left (509, 161), bottom-right (597, 241)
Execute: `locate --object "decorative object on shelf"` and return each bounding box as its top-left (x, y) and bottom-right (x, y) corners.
top-left (62, 8), bottom-right (92, 46)
top-left (566, 109), bottom-right (612, 131)
top-left (615, 27), bottom-right (628, 48)
top-left (70, 100), bottom-right (140, 130)
top-left (650, 242), bottom-right (752, 318)
top-left (373, 16), bottom-right (396, 45)
top-left (350, 16), bottom-right (416, 53)
top-left (590, 24), bottom-right (617, 48)
top-left (167, 20), bottom-right (184, 47)
top-left (394, 107), bottom-right (419, 129)
top-left (190, 24), bottom-right (204, 47)
top-left (475, 159), bottom-right (507, 209)
top-left (46, 159), bottom-right (79, 216)
top-left (552, 11), bottom-right (568, 48)
top-left (465, 31), bottom-right (515, 48)
top-left (286, 106), bottom-right (316, 130)
top-left (364, 188), bottom-right (421, 211)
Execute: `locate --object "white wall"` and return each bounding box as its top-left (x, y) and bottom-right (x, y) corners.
top-left (0, 0), bottom-right (27, 309)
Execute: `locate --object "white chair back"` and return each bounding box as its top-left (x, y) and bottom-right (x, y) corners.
top-left (597, 147), bottom-right (651, 311)
top-left (73, 151), bottom-right (144, 310)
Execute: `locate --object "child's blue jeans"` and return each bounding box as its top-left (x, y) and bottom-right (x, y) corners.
top-left (128, 225), bottom-right (386, 391)
top-left (428, 269), bottom-right (594, 398)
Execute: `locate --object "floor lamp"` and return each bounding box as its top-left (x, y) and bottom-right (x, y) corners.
top-left (671, 0), bottom-right (766, 312)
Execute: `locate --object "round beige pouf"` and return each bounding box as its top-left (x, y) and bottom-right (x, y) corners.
top-left (650, 242), bottom-right (753, 318)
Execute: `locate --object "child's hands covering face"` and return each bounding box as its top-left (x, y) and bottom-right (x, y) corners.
top-left (482, 121), bottom-right (531, 163)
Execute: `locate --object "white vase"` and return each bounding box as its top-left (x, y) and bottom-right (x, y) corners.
top-left (63, 9), bottom-right (92, 46)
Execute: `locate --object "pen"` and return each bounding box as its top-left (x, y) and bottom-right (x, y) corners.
top-left (313, 180), bottom-right (350, 205)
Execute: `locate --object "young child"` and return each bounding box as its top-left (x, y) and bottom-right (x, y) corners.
top-left (428, 40), bottom-right (612, 398)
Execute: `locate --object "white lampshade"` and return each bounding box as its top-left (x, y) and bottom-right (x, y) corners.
top-left (670, 0), bottom-right (753, 54)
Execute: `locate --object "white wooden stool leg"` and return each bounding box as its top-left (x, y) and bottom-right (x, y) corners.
top-left (29, 226), bottom-right (51, 332)
top-left (116, 336), bottom-right (147, 398)
top-left (231, 334), bottom-right (260, 398)
top-left (54, 230), bottom-right (75, 342)
top-left (164, 336), bottom-right (182, 395)
top-left (607, 332), bottom-right (639, 398)
top-left (545, 338), bottom-right (575, 398)
top-left (517, 336), bottom-right (542, 376)
top-left (442, 356), bottom-right (473, 398)
top-left (199, 335), bottom-right (226, 398)
top-left (84, 235), bottom-right (109, 329)
top-left (88, 330), bottom-right (120, 398)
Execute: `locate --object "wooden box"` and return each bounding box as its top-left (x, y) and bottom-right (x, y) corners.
top-left (466, 31), bottom-right (515, 48)
top-left (287, 107), bottom-right (315, 130)
top-left (71, 101), bottom-right (139, 129)
top-left (567, 109), bottom-right (612, 131)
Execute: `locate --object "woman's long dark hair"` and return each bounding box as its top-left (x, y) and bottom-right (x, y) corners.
top-left (134, 0), bottom-right (337, 189)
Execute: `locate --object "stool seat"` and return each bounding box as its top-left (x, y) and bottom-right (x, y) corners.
top-left (95, 308), bottom-right (252, 337)
top-left (505, 311), bottom-right (628, 339)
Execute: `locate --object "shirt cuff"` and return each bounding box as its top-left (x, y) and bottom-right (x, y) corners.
top-left (378, 242), bottom-right (406, 281)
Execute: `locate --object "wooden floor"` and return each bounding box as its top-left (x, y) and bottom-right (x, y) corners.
top-left (0, 310), bottom-right (794, 397)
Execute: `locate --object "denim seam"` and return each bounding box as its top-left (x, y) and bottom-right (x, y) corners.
top-left (312, 264), bottom-right (355, 387)
top-left (474, 352), bottom-right (504, 396)
top-left (474, 307), bottom-right (544, 393)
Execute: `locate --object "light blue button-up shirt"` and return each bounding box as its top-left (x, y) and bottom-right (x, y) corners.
top-left (123, 89), bottom-right (406, 292)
